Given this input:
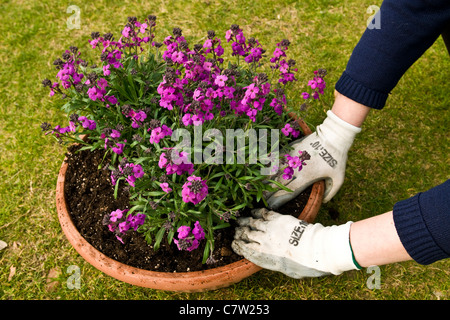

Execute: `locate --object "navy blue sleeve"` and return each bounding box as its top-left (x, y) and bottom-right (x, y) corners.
top-left (393, 180), bottom-right (450, 265)
top-left (335, 0), bottom-right (450, 109)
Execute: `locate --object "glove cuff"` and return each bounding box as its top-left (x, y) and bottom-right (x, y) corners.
top-left (318, 110), bottom-right (361, 152)
top-left (313, 221), bottom-right (361, 275)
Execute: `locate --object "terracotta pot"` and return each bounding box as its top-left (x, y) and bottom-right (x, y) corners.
top-left (56, 119), bottom-right (324, 292)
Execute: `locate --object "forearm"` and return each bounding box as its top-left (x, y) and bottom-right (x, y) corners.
top-left (335, 0), bottom-right (450, 109)
top-left (349, 211), bottom-right (412, 268)
top-left (331, 90), bottom-right (371, 128)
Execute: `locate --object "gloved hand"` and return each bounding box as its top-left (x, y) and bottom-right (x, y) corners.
top-left (232, 208), bottom-right (360, 279)
top-left (267, 110), bottom-right (361, 209)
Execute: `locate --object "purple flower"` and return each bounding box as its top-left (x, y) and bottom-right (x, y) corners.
top-left (149, 125), bottom-right (172, 144)
top-left (97, 78), bottom-right (108, 90)
top-left (127, 213), bottom-right (146, 231)
top-left (78, 116), bottom-right (96, 130)
top-left (122, 163), bottom-right (144, 187)
top-left (203, 39), bottom-right (213, 50)
top-left (122, 26), bottom-right (131, 38)
top-left (110, 129), bottom-right (121, 139)
top-left (112, 142), bottom-right (125, 155)
top-left (223, 86), bottom-right (235, 99)
top-left (137, 22), bottom-right (148, 34)
top-left (105, 209), bottom-right (145, 244)
top-left (110, 209), bottom-right (124, 222)
top-left (214, 44), bottom-right (224, 56)
top-left (177, 226), bottom-right (191, 239)
top-left (87, 86), bottom-right (103, 101)
top-left (132, 163), bottom-right (144, 178)
top-left (160, 182), bottom-right (172, 193)
top-left (174, 221), bottom-right (205, 251)
top-left (181, 175), bottom-right (208, 205)
top-left (158, 149), bottom-right (194, 175)
top-left (282, 151), bottom-right (310, 180)
top-left (281, 123), bottom-right (300, 138)
top-left (282, 166), bottom-right (294, 180)
top-left (214, 74), bottom-right (228, 87)
top-left (271, 47), bottom-right (286, 62)
top-left (244, 83), bottom-right (259, 100)
top-left (118, 220), bottom-right (130, 233)
top-left (182, 113), bottom-right (193, 126)
top-left (192, 221), bottom-right (205, 240)
top-left (103, 64), bottom-right (111, 76)
top-left (106, 95), bottom-right (118, 105)
top-left (225, 29), bottom-right (233, 42)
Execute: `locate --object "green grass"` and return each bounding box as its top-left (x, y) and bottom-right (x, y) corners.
top-left (0, 0), bottom-right (449, 300)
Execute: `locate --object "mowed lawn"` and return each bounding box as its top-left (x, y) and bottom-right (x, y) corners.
top-left (0, 0), bottom-right (449, 300)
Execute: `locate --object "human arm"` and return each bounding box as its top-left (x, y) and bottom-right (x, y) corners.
top-left (232, 208), bottom-right (411, 279)
top-left (350, 211), bottom-right (411, 267)
top-left (331, 90), bottom-right (370, 128)
top-left (267, 0), bottom-right (450, 208)
top-left (233, 180), bottom-right (449, 278)
top-left (335, 0), bottom-right (450, 109)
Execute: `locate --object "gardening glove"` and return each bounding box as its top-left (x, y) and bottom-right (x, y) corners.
top-left (267, 110), bottom-right (361, 209)
top-left (232, 208), bottom-right (360, 279)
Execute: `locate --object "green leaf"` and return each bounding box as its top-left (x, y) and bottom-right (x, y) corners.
top-left (114, 83), bottom-right (132, 101)
top-left (267, 179), bottom-right (293, 193)
top-left (153, 226), bottom-right (166, 251)
top-left (212, 222), bottom-right (230, 230)
top-left (113, 177), bottom-right (125, 199)
top-left (127, 72), bottom-right (138, 101)
top-left (213, 176), bottom-right (224, 192)
top-left (202, 240), bottom-right (211, 264)
top-left (237, 176), bottom-right (256, 181)
top-left (208, 171), bottom-right (226, 180)
top-left (230, 202), bottom-right (247, 211)
top-left (144, 191), bottom-right (166, 197)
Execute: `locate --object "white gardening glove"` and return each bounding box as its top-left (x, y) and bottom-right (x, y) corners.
top-left (267, 110), bottom-right (361, 209)
top-left (232, 208), bottom-right (360, 279)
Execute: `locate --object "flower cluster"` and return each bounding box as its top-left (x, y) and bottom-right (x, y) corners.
top-left (303, 68), bottom-right (327, 100)
top-left (271, 39), bottom-right (297, 85)
top-left (282, 150), bottom-right (311, 180)
top-left (40, 114), bottom-right (98, 140)
top-left (103, 209), bottom-right (146, 243)
top-left (174, 221), bottom-right (205, 251)
top-left (158, 148), bottom-right (195, 176)
top-left (149, 124), bottom-right (172, 144)
top-left (41, 16), bottom-right (326, 263)
top-left (281, 121), bottom-right (301, 138)
top-left (181, 175), bottom-right (209, 205)
top-left (111, 158), bottom-right (145, 187)
top-left (225, 25), bottom-right (265, 64)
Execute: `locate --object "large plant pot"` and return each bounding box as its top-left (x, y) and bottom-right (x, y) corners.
top-left (55, 118), bottom-right (324, 292)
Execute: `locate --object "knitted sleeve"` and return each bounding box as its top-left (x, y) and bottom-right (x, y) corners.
top-left (393, 180), bottom-right (450, 265)
top-left (335, 0), bottom-right (450, 109)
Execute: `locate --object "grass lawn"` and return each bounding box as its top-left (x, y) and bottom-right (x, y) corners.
top-left (0, 0), bottom-right (449, 300)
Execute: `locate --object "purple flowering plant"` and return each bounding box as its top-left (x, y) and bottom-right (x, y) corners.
top-left (41, 16), bottom-right (326, 264)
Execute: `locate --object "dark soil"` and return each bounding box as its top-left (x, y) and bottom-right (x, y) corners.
top-left (63, 144), bottom-right (312, 272)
